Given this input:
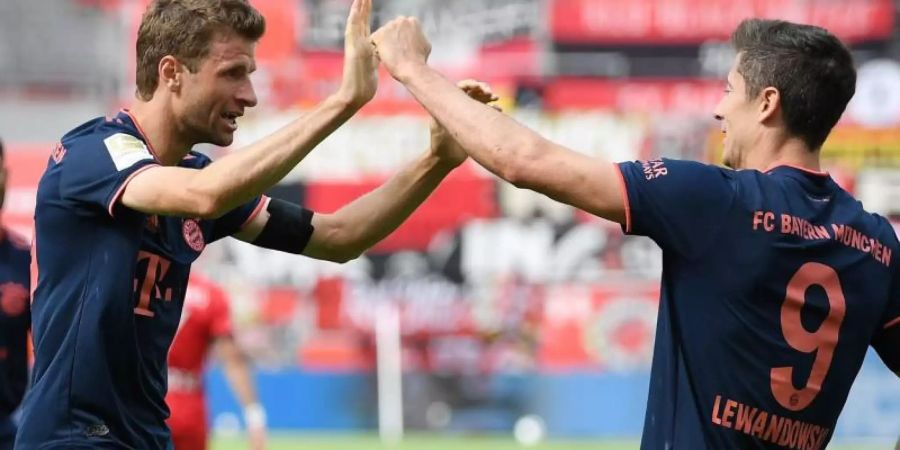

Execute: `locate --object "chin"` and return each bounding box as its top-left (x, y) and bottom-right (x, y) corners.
top-left (209, 132), bottom-right (235, 147)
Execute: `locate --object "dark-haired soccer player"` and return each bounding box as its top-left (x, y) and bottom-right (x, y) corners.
top-left (374, 17), bottom-right (900, 450)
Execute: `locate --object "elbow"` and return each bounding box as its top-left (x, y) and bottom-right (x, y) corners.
top-left (193, 195), bottom-right (227, 220)
top-left (316, 218), bottom-right (364, 264)
top-left (328, 249), bottom-right (362, 264)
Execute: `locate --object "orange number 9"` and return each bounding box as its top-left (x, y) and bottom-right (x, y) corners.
top-left (770, 262), bottom-right (846, 411)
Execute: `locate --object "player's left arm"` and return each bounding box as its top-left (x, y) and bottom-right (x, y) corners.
top-left (233, 149), bottom-right (455, 263)
top-left (215, 336), bottom-right (266, 450)
top-left (233, 81), bottom-right (497, 263)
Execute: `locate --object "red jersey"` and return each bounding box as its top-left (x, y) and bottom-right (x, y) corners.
top-left (167, 274), bottom-right (232, 394)
top-left (166, 274), bottom-right (232, 446)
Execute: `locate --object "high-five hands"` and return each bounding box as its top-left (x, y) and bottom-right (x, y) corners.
top-left (338, 0), bottom-right (378, 108)
top-left (430, 80), bottom-right (500, 168)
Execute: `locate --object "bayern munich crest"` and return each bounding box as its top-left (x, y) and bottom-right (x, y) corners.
top-left (182, 219), bottom-right (206, 252)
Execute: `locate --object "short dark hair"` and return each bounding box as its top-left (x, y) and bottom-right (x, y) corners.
top-left (732, 19), bottom-right (856, 151)
top-left (135, 0), bottom-right (266, 101)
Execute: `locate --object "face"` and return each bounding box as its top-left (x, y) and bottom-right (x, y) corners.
top-left (173, 32), bottom-right (259, 147)
top-left (713, 54), bottom-right (760, 169)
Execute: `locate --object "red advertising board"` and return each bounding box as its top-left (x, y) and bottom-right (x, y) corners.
top-left (551, 0), bottom-right (895, 44)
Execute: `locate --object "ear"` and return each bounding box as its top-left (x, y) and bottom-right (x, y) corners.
top-left (758, 86), bottom-right (780, 123)
top-left (158, 55), bottom-right (183, 93)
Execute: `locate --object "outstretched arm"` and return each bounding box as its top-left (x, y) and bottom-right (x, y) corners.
top-left (121, 0), bottom-right (378, 219)
top-left (371, 18), bottom-right (625, 223)
top-left (234, 81), bottom-right (497, 263)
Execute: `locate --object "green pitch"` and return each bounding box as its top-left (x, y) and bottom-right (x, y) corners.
top-left (211, 433), bottom-right (891, 450)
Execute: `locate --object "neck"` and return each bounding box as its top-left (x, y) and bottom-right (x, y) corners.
top-left (127, 98), bottom-right (192, 166)
top-left (742, 133), bottom-right (821, 173)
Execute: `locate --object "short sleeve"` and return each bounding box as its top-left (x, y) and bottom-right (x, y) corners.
top-left (208, 283), bottom-right (233, 338)
top-left (616, 158), bottom-right (738, 258)
top-left (59, 133), bottom-right (158, 217)
top-left (208, 196), bottom-right (269, 243)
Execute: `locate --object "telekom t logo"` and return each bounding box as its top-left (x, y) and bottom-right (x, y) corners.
top-left (133, 251), bottom-right (173, 317)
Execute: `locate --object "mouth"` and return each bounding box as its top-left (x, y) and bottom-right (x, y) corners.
top-left (221, 111), bottom-right (242, 131)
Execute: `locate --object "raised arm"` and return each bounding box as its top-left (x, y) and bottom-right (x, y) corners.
top-left (234, 81), bottom-right (497, 263)
top-left (121, 0), bottom-right (378, 219)
top-left (371, 18), bottom-right (626, 223)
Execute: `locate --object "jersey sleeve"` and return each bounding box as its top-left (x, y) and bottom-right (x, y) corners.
top-left (208, 196), bottom-right (269, 243)
top-left (59, 133), bottom-right (159, 217)
top-left (616, 158), bottom-right (738, 258)
top-left (208, 283), bottom-right (233, 338)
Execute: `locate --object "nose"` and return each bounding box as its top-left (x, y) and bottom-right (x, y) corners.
top-left (238, 79), bottom-right (258, 108)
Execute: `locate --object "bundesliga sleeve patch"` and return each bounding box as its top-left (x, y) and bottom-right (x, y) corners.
top-left (103, 133), bottom-right (154, 171)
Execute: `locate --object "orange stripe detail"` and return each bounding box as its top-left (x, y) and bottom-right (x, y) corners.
top-left (763, 163), bottom-right (829, 177)
top-left (612, 163), bottom-right (632, 233)
top-left (107, 164), bottom-right (160, 218)
top-left (884, 315), bottom-right (900, 330)
top-left (241, 196), bottom-right (271, 230)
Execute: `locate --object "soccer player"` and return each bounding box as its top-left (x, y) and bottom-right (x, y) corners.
top-left (0, 139), bottom-right (31, 450)
top-left (373, 17), bottom-right (900, 450)
top-left (17, 0), bottom-right (495, 448)
top-left (166, 273), bottom-right (264, 450)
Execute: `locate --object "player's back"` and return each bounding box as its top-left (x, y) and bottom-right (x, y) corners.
top-left (617, 161), bottom-right (900, 450)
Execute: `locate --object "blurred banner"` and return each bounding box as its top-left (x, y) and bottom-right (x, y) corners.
top-left (550, 0), bottom-right (895, 44)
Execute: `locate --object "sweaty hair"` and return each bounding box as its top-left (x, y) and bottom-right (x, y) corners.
top-left (731, 19), bottom-right (856, 151)
top-left (135, 0), bottom-right (265, 101)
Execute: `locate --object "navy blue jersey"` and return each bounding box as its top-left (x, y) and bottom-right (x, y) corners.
top-left (616, 159), bottom-right (900, 450)
top-left (18, 110), bottom-right (265, 450)
top-left (0, 229), bottom-right (31, 445)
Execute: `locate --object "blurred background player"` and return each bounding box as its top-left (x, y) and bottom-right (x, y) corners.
top-left (0, 138), bottom-right (32, 450)
top-left (373, 17), bottom-right (900, 450)
top-left (166, 273), bottom-right (265, 450)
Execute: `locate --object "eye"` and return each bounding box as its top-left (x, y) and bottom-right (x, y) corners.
top-left (224, 67), bottom-right (246, 80)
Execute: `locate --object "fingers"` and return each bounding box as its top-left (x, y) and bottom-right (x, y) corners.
top-left (458, 79), bottom-right (500, 105)
top-left (346, 0), bottom-right (372, 37)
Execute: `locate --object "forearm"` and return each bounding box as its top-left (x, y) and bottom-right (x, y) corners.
top-left (196, 95), bottom-right (359, 214)
top-left (222, 350), bottom-right (260, 408)
top-left (329, 152), bottom-right (454, 256)
top-left (396, 65), bottom-right (544, 183)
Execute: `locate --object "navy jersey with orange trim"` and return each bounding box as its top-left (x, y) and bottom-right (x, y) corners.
top-left (0, 229), bottom-right (31, 445)
top-left (616, 159), bottom-right (900, 450)
top-left (17, 111), bottom-right (265, 450)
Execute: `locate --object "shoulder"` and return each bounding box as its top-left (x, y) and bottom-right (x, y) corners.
top-left (60, 116), bottom-right (151, 165)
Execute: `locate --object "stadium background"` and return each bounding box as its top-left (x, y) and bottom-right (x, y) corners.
top-left (1, 0), bottom-right (899, 448)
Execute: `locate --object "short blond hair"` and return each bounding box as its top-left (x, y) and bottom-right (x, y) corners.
top-left (135, 0), bottom-right (265, 100)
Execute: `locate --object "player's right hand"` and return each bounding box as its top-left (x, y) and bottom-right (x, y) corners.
top-left (337, 0), bottom-right (378, 109)
top-left (371, 16), bottom-right (432, 80)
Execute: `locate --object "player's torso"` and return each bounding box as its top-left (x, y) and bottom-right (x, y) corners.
top-left (22, 113), bottom-right (217, 448)
top-left (0, 233), bottom-right (30, 417)
top-left (645, 166), bottom-right (897, 450)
